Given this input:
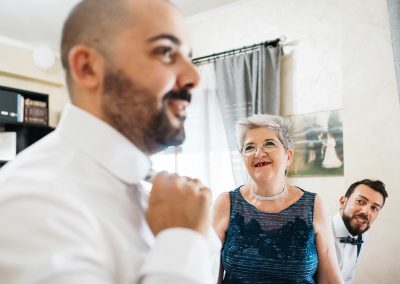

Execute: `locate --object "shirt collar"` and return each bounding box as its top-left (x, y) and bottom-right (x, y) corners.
top-left (56, 103), bottom-right (150, 185)
top-left (332, 212), bottom-right (352, 238)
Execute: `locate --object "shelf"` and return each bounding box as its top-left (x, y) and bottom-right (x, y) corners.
top-left (0, 120), bottom-right (53, 130)
top-left (0, 85), bottom-right (53, 167)
top-left (0, 85), bottom-right (49, 101)
top-left (0, 85), bottom-right (50, 128)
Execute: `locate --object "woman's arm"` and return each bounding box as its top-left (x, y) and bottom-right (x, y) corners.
top-left (313, 195), bottom-right (343, 284)
top-left (212, 192), bottom-right (231, 284)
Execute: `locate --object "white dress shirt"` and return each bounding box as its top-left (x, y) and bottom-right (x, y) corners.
top-left (331, 213), bottom-right (366, 284)
top-left (0, 104), bottom-right (220, 284)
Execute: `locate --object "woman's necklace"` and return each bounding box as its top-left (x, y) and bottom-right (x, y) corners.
top-left (250, 184), bottom-right (287, 201)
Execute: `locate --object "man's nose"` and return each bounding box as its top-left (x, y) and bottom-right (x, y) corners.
top-left (359, 205), bottom-right (370, 216)
top-left (176, 58), bottom-right (200, 90)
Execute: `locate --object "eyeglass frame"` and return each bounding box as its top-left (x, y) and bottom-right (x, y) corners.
top-left (240, 139), bottom-right (288, 157)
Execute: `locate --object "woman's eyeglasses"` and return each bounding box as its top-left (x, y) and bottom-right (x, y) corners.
top-left (241, 139), bottom-right (281, 156)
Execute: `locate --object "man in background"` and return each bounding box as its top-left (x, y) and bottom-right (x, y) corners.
top-left (331, 179), bottom-right (388, 283)
top-left (0, 0), bottom-right (220, 283)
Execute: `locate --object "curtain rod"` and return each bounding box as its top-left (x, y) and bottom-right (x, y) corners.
top-left (192, 36), bottom-right (285, 65)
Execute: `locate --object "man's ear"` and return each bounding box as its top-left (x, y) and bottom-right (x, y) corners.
top-left (339, 196), bottom-right (347, 210)
top-left (68, 44), bottom-right (105, 91)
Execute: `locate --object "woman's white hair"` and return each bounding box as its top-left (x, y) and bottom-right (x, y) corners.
top-left (236, 114), bottom-right (294, 151)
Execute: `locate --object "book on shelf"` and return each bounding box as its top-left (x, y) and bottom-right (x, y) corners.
top-left (0, 132), bottom-right (17, 161)
top-left (0, 89), bottom-right (24, 123)
top-left (24, 98), bottom-right (48, 125)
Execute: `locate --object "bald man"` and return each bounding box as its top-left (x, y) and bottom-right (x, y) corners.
top-left (0, 0), bottom-right (220, 283)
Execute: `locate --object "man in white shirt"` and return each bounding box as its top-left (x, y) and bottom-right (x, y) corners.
top-left (0, 0), bottom-right (221, 283)
top-left (331, 179), bottom-right (388, 283)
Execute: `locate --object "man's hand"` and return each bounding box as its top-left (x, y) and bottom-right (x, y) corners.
top-left (146, 172), bottom-right (211, 237)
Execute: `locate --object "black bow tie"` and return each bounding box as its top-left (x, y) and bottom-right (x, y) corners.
top-left (340, 236), bottom-right (364, 245)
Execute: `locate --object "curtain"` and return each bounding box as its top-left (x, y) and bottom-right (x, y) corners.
top-left (387, 0), bottom-right (400, 101)
top-left (214, 45), bottom-right (283, 186)
top-left (175, 64), bottom-right (235, 198)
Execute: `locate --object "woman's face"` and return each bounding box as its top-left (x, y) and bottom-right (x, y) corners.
top-left (242, 127), bottom-right (293, 183)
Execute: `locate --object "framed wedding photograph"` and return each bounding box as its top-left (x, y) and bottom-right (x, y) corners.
top-left (287, 110), bottom-right (344, 177)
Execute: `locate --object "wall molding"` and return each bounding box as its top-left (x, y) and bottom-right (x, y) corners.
top-left (186, 0), bottom-right (259, 24)
top-left (0, 70), bottom-right (64, 87)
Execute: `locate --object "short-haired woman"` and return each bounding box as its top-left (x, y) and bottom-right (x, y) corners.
top-left (213, 114), bottom-right (342, 284)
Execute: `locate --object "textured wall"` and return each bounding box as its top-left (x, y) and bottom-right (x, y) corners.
top-left (387, 0), bottom-right (400, 101)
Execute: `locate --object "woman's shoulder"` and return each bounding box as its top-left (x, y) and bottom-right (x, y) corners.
top-left (214, 186), bottom-right (243, 214)
top-left (213, 190), bottom-right (236, 241)
top-left (216, 186), bottom-right (242, 201)
top-left (294, 186), bottom-right (317, 197)
top-left (215, 191), bottom-right (231, 206)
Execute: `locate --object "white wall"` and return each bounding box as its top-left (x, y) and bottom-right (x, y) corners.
top-left (0, 40), bottom-right (69, 127)
top-left (187, 0), bottom-right (400, 282)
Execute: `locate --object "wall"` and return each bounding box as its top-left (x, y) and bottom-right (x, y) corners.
top-left (187, 0), bottom-right (400, 282)
top-left (0, 39), bottom-right (69, 127)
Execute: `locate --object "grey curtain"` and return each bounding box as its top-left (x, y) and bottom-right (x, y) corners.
top-left (387, 0), bottom-right (400, 101)
top-left (214, 45), bottom-right (282, 185)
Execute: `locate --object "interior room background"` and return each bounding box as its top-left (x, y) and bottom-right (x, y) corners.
top-left (0, 0), bottom-right (399, 283)
top-left (187, 2), bottom-right (400, 283)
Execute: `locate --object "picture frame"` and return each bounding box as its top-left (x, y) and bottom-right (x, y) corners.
top-left (287, 110), bottom-right (344, 177)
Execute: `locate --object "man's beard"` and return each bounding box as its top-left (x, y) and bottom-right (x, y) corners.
top-left (151, 90), bottom-right (191, 148)
top-left (101, 69), bottom-right (191, 154)
top-left (342, 210), bottom-right (370, 236)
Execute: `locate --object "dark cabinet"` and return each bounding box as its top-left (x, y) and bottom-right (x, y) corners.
top-left (0, 86), bottom-right (54, 167)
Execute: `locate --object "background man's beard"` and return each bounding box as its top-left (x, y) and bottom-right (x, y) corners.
top-left (101, 69), bottom-right (190, 154)
top-left (342, 212), bottom-right (370, 236)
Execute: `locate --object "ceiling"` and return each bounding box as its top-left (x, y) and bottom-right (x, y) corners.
top-left (0, 0), bottom-right (241, 52)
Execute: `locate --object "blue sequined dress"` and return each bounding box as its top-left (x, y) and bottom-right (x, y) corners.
top-left (221, 187), bottom-right (318, 283)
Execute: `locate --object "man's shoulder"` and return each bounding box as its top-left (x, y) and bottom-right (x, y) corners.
top-left (0, 131), bottom-right (81, 191)
top-left (330, 212), bottom-right (344, 238)
top-left (0, 132), bottom-right (96, 220)
top-left (330, 212), bottom-right (340, 225)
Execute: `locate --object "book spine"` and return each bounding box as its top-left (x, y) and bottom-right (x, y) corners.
top-left (24, 99), bottom-right (48, 125)
top-left (24, 98), bottom-right (31, 123)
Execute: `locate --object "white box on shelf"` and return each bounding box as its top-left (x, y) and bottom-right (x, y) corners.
top-left (0, 132), bottom-right (17, 161)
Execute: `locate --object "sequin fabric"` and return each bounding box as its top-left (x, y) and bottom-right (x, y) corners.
top-left (221, 187), bottom-right (318, 283)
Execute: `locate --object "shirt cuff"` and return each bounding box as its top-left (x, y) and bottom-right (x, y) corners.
top-left (140, 227), bottom-right (219, 283)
